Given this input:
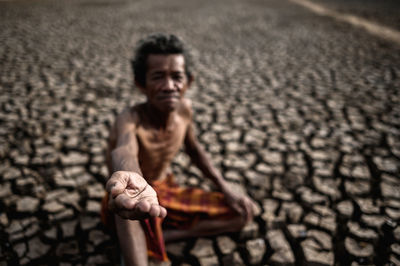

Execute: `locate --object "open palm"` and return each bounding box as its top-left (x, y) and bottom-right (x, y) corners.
top-left (106, 171), bottom-right (167, 220)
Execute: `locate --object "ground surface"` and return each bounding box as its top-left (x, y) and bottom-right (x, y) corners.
top-left (309, 0), bottom-right (400, 30)
top-left (0, 0), bottom-right (400, 265)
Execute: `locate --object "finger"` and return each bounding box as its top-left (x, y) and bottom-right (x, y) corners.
top-left (110, 193), bottom-right (137, 212)
top-left (159, 206), bottom-right (167, 218)
top-left (244, 198), bottom-right (256, 222)
top-left (239, 198), bottom-right (252, 223)
top-left (118, 209), bottom-right (150, 220)
top-left (117, 202), bottom-right (152, 220)
top-left (106, 171), bottom-right (129, 197)
top-left (251, 199), bottom-right (261, 216)
top-left (245, 202), bottom-right (254, 222)
top-left (241, 203), bottom-right (250, 223)
top-left (140, 194), bottom-right (160, 206)
top-left (135, 200), bottom-right (151, 213)
top-left (123, 204), bottom-right (166, 220)
top-left (149, 204), bottom-right (161, 217)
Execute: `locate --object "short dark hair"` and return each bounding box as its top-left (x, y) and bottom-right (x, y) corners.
top-left (131, 33), bottom-right (193, 87)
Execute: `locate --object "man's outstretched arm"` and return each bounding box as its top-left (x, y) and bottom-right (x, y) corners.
top-left (106, 109), bottom-right (166, 220)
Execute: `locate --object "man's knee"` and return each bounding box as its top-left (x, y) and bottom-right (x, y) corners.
top-left (230, 215), bottom-right (247, 231)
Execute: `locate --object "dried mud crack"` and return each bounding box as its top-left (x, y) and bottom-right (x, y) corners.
top-left (1, 0), bottom-right (400, 265)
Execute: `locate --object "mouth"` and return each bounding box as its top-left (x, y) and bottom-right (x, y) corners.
top-left (157, 95), bottom-right (179, 102)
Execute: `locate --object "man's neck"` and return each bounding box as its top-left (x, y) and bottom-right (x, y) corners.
top-left (145, 102), bottom-right (176, 130)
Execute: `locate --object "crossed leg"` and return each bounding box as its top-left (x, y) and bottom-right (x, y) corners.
top-left (163, 215), bottom-right (245, 243)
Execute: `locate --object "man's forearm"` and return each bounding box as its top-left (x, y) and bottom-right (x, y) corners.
top-left (200, 161), bottom-right (228, 191)
top-left (111, 147), bottom-right (142, 175)
top-left (188, 145), bottom-right (230, 192)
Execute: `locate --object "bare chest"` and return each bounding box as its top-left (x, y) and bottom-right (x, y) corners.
top-left (136, 122), bottom-right (187, 162)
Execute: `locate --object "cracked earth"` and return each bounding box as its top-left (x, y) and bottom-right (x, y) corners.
top-left (1, 0), bottom-right (400, 265)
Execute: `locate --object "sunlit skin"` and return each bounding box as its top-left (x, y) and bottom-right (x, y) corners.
top-left (105, 54), bottom-right (257, 266)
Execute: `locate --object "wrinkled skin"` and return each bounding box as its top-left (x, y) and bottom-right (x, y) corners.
top-left (106, 171), bottom-right (167, 220)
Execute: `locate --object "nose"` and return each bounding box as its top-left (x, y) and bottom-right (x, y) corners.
top-left (162, 77), bottom-right (175, 91)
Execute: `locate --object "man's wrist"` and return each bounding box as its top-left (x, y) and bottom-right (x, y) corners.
top-left (215, 177), bottom-right (230, 194)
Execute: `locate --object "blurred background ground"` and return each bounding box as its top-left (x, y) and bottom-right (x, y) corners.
top-left (0, 0), bottom-right (400, 265)
top-left (308, 0), bottom-right (400, 30)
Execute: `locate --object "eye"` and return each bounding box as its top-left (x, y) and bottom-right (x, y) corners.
top-left (151, 74), bottom-right (163, 80)
top-left (173, 74), bottom-right (184, 81)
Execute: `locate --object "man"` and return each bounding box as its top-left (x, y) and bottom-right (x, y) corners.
top-left (102, 34), bottom-right (257, 266)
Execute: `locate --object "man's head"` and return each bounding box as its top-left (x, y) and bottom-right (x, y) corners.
top-left (132, 34), bottom-right (193, 88)
top-left (132, 34), bottom-right (193, 112)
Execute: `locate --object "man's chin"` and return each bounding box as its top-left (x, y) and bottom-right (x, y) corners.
top-left (149, 98), bottom-right (181, 113)
top-left (157, 102), bottom-right (179, 113)
top-left (163, 104), bottom-right (179, 112)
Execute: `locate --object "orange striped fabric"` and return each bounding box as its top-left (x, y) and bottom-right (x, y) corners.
top-left (100, 174), bottom-right (236, 262)
top-left (153, 174), bottom-right (236, 230)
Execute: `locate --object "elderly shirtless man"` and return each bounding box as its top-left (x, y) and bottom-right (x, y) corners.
top-left (102, 34), bottom-right (257, 265)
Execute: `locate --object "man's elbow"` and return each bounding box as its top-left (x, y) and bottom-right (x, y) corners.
top-left (112, 146), bottom-right (137, 157)
top-left (111, 147), bottom-right (123, 159)
top-left (111, 147), bottom-right (133, 163)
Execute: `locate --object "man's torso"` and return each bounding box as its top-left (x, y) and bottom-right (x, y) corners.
top-left (108, 100), bottom-right (192, 182)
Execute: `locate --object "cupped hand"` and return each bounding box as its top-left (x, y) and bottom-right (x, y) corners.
top-left (105, 171), bottom-right (167, 220)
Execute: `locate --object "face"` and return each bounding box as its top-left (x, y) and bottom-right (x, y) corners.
top-left (140, 54), bottom-right (191, 112)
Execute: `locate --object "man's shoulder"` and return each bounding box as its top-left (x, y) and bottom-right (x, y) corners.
top-left (182, 98), bottom-right (192, 109)
top-left (115, 104), bottom-right (142, 127)
top-left (178, 98), bottom-right (193, 119)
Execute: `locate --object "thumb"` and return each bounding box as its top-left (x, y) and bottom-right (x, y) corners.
top-left (106, 171), bottom-right (129, 197)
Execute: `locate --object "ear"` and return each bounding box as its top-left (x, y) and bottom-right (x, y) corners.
top-left (187, 75), bottom-right (195, 88)
top-left (135, 80), bottom-right (146, 94)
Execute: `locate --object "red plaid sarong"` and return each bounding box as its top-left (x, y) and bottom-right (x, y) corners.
top-left (101, 174), bottom-right (236, 262)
